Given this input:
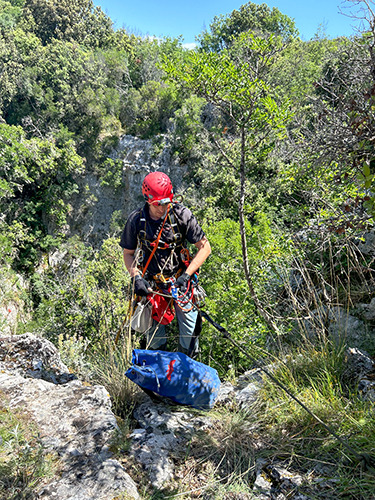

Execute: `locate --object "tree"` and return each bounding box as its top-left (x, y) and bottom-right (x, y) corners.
top-left (277, 5), bottom-right (375, 232)
top-left (0, 123), bottom-right (83, 269)
top-left (0, 0), bottom-right (24, 30)
top-left (197, 1), bottom-right (298, 52)
top-left (164, 32), bottom-right (292, 333)
top-left (4, 39), bottom-right (118, 152)
top-left (23, 0), bottom-right (114, 48)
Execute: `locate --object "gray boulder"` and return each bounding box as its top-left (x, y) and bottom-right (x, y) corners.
top-left (303, 306), bottom-right (375, 351)
top-left (0, 334), bottom-right (139, 500)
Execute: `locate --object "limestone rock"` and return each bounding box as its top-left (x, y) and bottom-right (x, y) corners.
top-left (303, 306), bottom-right (375, 351)
top-left (253, 461), bottom-right (307, 500)
top-left (344, 347), bottom-right (374, 381)
top-left (67, 134), bottom-right (188, 246)
top-left (344, 348), bottom-right (375, 402)
top-left (356, 229), bottom-right (375, 255)
top-left (358, 378), bottom-right (375, 402)
top-left (130, 397), bottom-right (212, 488)
top-left (0, 333), bottom-right (75, 384)
top-left (128, 368), bottom-right (265, 489)
top-left (0, 334), bottom-right (139, 500)
top-left (356, 297), bottom-right (375, 321)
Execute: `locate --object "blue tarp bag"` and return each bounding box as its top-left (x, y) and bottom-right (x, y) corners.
top-left (125, 349), bottom-right (221, 409)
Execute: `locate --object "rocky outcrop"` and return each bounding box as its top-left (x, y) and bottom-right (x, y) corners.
top-left (68, 134), bottom-right (190, 246)
top-left (129, 366), bottom-right (265, 488)
top-left (356, 229), bottom-right (375, 255)
top-left (1, 331), bottom-right (374, 496)
top-left (303, 305), bottom-right (375, 353)
top-left (344, 347), bottom-right (375, 402)
top-left (130, 399), bottom-right (213, 488)
top-left (0, 334), bottom-right (139, 500)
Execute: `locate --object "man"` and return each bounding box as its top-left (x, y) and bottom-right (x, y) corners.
top-left (120, 171), bottom-right (211, 356)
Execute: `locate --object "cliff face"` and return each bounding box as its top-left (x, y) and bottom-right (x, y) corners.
top-left (67, 135), bottom-right (189, 247)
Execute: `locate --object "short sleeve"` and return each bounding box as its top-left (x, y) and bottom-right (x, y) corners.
top-left (119, 210), bottom-right (139, 250)
top-left (176, 205), bottom-right (205, 244)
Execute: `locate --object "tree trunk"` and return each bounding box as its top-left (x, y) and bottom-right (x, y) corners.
top-left (238, 127), bottom-right (281, 336)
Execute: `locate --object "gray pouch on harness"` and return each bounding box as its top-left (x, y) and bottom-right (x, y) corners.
top-left (131, 298), bottom-right (153, 333)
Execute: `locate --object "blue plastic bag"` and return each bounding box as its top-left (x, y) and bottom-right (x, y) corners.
top-left (125, 349), bottom-right (221, 409)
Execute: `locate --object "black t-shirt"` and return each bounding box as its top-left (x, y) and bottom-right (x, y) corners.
top-left (120, 203), bottom-right (205, 277)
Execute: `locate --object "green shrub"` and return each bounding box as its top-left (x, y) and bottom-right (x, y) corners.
top-left (28, 236), bottom-right (130, 346)
top-left (0, 394), bottom-right (57, 499)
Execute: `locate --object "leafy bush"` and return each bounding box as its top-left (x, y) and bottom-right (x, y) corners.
top-left (0, 123), bottom-right (83, 271)
top-left (28, 236), bottom-right (130, 345)
top-left (120, 80), bottom-right (182, 138)
top-left (200, 214), bottom-right (291, 375)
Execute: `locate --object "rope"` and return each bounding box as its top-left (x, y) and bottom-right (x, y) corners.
top-left (141, 204), bottom-right (170, 278)
top-left (161, 290), bottom-right (375, 470)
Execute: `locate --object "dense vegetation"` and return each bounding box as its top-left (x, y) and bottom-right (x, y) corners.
top-left (1, 0), bottom-right (375, 497)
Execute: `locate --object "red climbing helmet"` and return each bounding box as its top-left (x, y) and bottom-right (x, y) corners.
top-left (142, 172), bottom-right (174, 205)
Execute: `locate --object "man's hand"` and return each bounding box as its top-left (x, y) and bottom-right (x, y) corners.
top-left (134, 275), bottom-right (152, 297)
top-left (174, 272), bottom-right (190, 294)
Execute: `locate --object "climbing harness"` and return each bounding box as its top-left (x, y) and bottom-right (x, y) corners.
top-left (116, 202), bottom-right (204, 351)
top-left (140, 204), bottom-right (171, 277)
top-left (137, 203), bottom-right (201, 318)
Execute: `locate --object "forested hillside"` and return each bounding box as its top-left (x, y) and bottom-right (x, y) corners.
top-left (1, 0), bottom-right (375, 498)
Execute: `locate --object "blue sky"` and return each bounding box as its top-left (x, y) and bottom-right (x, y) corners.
top-left (94, 0), bottom-right (363, 46)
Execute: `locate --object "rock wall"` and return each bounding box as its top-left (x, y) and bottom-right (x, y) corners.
top-left (68, 135), bottom-right (189, 247)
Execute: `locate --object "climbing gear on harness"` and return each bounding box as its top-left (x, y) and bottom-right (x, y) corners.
top-left (148, 293), bottom-right (175, 325)
top-left (134, 275), bottom-right (151, 297)
top-left (130, 296), bottom-right (153, 333)
top-left (139, 204), bottom-right (171, 278)
top-left (142, 172), bottom-right (174, 204)
top-left (193, 282), bottom-right (206, 306)
top-left (174, 272), bottom-right (190, 293)
top-left (137, 204), bottom-right (185, 274)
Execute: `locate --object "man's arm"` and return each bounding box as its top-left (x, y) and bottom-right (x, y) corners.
top-left (185, 237), bottom-right (211, 277)
top-left (123, 248), bottom-right (140, 278)
top-left (123, 248), bottom-right (153, 295)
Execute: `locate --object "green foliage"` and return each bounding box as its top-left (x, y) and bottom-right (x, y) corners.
top-left (258, 342), bottom-right (375, 493)
top-left (0, 395), bottom-right (57, 498)
top-left (0, 123), bottom-right (83, 269)
top-left (6, 39), bottom-right (114, 150)
top-left (273, 31), bottom-right (375, 232)
top-left (201, 215), bottom-right (290, 375)
top-left (197, 1), bottom-right (298, 52)
top-left (121, 80), bottom-right (182, 138)
top-left (127, 36), bottom-right (186, 90)
top-left (169, 94), bottom-right (206, 160)
top-left (23, 0), bottom-right (114, 48)
top-left (98, 158), bottom-right (124, 189)
top-left (164, 31), bottom-right (292, 157)
top-left (0, 28), bottom-right (40, 113)
top-left (270, 36), bottom-right (348, 103)
top-left (0, 0), bottom-right (24, 30)
top-left (28, 237), bottom-right (130, 344)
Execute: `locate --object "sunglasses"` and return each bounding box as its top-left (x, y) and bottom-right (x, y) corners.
top-left (150, 198), bottom-right (171, 206)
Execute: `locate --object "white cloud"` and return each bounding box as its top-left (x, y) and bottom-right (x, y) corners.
top-left (182, 42), bottom-right (197, 50)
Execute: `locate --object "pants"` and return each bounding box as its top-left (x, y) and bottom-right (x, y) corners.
top-left (145, 301), bottom-right (198, 355)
